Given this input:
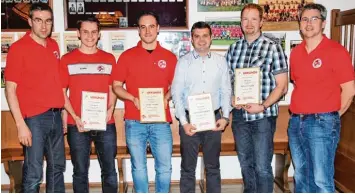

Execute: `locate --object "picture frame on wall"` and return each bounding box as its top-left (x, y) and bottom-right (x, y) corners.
top-left (63, 0), bottom-right (188, 30)
top-left (157, 31), bottom-right (192, 59)
top-left (1, 0), bottom-right (53, 31)
top-left (205, 17), bottom-right (242, 47)
top-left (197, 0), bottom-right (253, 12)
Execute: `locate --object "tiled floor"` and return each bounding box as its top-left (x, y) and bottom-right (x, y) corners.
top-left (2, 182), bottom-right (295, 193)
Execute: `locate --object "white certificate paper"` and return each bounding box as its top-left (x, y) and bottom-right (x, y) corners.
top-left (81, 91), bottom-right (107, 131)
top-left (139, 88), bottom-right (166, 123)
top-left (188, 93), bottom-right (216, 132)
top-left (234, 67), bottom-right (261, 105)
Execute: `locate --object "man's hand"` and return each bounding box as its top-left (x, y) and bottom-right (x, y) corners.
top-left (132, 97), bottom-right (140, 110)
top-left (232, 96), bottom-right (243, 109)
top-left (17, 121), bottom-right (32, 147)
top-left (73, 116), bottom-right (86, 132)
top-left (183, 123), bottom-right (196, 136)
top-left (244, 103), bottom-right (265, 114)
top-left (214, 118), bottom-right (228, 131)
top-left (61, 110), bottom-right (68, 134)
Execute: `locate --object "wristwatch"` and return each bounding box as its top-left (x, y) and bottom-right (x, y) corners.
top-left (261, 104), bottom-right (267, 111)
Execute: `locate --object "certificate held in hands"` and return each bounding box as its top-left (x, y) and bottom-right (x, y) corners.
top-left (139, 88), bottom-right (166, 123)
top-left (188, 93), bottom-right (216, 132)
top-left (234, 67), bottom-right (261, 105)
top-left (81, 91), bottom-right (107, 131)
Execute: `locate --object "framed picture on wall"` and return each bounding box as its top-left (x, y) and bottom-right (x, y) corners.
top-left (197, 0), bottom-right (253, 12)
top-left (63, 0), bottom-right (188, 30)
top-left (1, 0), bottom-right (53, 31)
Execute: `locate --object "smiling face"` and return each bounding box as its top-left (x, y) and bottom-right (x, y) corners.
top-left (191, 27), bottom-right (212, 55)
top-left (241, 8), bottom-right (263, 38)
top-left (299, 9), bottom-right (325, 39)
top-left (77, 21), bottom-right (100, 48)
top-left (138, 15), bottom-right (159, 45)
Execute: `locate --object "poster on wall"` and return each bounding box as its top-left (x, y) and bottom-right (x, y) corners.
top-left (1, 0), bottom-right (52, 31)
top-left (206, 17), bottom-right (242, 47)
top-left (63, 33), bottom-right (80, 54)
top-left (198, 0), bottom-right (253, 12)
top-left (290, 40), bottom-right (302, 50)
top-left (263, 32), bottom-right (286, 51)
top-left (158, 31), bottom-right (192, 58)
top-left (110, 32), bottom-right (125, 60)
top-left (1, 33), bottom-right (15, 62)
top-left (259, 0), bottom-right (314, 30)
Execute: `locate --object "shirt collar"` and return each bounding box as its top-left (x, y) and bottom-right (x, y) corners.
top-left (241, 34), bottom-right (264, 46)
top-left (192, 50), bottom-right (211, 59)
top-left (136, 40), bottom-right (162, 51)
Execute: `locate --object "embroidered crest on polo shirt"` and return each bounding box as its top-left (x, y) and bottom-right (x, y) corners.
top-left (158, 60), bottom-right (167, 69)
top-left (53, 51), bottom-right (60, 59)
top-left (312, 58), bottom-right (322, 69)
top-left (97, 65), bottom-right (105, 72)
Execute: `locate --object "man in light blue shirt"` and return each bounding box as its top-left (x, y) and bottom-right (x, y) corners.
top-left (171, 21), bottom-right (232, 193)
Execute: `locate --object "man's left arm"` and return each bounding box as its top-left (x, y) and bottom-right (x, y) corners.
top-left (107, 85), bottom-right (117, 122)
top-left (339, 80), bottom-right (355, 116)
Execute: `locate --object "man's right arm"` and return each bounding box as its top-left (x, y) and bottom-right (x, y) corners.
top-left (5, 81), bottom-right (32, 147)
top-left (112, 81), bottom-right (139, 109)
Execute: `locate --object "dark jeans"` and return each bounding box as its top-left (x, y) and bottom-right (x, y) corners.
top-left (22, 108), bottom-right (66, 193)
top-left (231, 109), bottom-right (276, 193)
top-left (288, 112), bottom-right (340, 193)
top-left (179, 112), bottom-right (222, 193)
top-left (67, 123), bottom-right (118, 193)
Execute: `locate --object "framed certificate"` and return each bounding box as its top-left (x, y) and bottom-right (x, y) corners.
top-left (81, 91), bottom-right (107, 131)
top-left (188, 93), bottom-right (216, 132)
top-left (139, 88), bottom-right (166, 123)
top-left (234, 67), bottom-right (261, 105)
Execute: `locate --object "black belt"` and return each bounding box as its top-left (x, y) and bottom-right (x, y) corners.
top-left (48, 108), bottom-right (62, 112)
top-left (185, 109), bottom-right (220, 115)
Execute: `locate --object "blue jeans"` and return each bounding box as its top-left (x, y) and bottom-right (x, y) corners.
top-left (125, 120), bottom-right (173, 193)
top-left (231, 109), bottom-right (276, 193)
top-left (67, 123), bottom-right (118, 193)
top-left (288, 111), bottom-right (340, 193)
top-left (22, 109), bottom-right (66, 193)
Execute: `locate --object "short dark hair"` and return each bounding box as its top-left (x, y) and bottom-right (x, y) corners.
top-left (191, 21), bottom-right (212, 36)
top-left (29, 3), bottom-right (53, 19)
top-left (299, 3), bottom-right (327, 21)
top-left (77, 17), bottom-right (101, 31)
top-left (136, 11), bottom-right (160, 26)
top-left (241, 3), bottom-right (263, 20)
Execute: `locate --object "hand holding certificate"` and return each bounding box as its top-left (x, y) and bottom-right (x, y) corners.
top-left (234, 67), bottom-right (261, 105)
top-left (139, 88), bottom-right (166, 123)
top-left (81, 91), bottom-right (108, 131)
top-left (188, 93), bottom-right (216, 132)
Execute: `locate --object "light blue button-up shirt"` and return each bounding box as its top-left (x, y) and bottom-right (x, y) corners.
top-left (171, 50), bottom-right (232, 125)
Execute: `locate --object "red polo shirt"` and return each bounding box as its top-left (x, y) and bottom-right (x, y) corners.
top-left (59, 49), bottom-right (116, 125)
top-left (290, 35), bottom-right (354, 113)
top-left (112, 41), bottom-right (177, 122)
top-left (5, 31), bottom-right (64, 118)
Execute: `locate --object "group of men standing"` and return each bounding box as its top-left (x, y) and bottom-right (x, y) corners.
top-left (4, 2), bottom-right (355, 193)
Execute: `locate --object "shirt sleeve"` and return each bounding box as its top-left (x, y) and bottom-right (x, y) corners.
top-left (333, 47), bottom-right (355, 84)
top-left (225, 45), bottom-right (235, 96)
top-left (112, 53), bottom-right (128, 83)
top-left (289, 51), bottom-right (295, 82)
top-left (219, 58), bottom-right (232, 118)
top-left (171, 58), bottom-right (188, 125)
top-left (271, 43), bottom-right (289, 75)
top-left (168, 56), bottom-right (178, 85)
top-left (4, 43), bottom-right (23, 84)
top-left (108, 54), bottom-right (117, 85)
top-left (59, 56), bottom-right (69, 88)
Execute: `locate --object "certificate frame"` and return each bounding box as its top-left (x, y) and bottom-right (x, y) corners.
top-left (234, 67), bottom-right (261, 105)
top-left (138, 88), bottom-right (166, 123)
top-left (81, 91), bottom-right (107, 131)
top-left (188, 93), bottom-right (216, 132)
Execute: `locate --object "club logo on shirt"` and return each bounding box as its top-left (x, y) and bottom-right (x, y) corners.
top-left (53, 51), bottom-right (59, 59)
top-left (97, 65), bottom-right (105, 72)
top-left (158, 60), bottom-right (167, 69)
top-left (312, 58), bottom-right (322, 69)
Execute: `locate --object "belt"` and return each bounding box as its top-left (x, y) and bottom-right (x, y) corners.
top-left (48, 108), bottom-right (63, 112)
top-left (185, 108), bottom-right (220, 115)
top-left (291, 111), bottom-right (338, 118)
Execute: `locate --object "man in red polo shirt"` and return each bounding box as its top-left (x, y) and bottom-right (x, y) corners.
top-left (112, 11), bottom-right (177, 193)
top-left (289, 3), bottom-right (355, 193)
top-left (59, 17), bottom-right (118, 193)
top-left (4, 3), bottom-right (65, 193)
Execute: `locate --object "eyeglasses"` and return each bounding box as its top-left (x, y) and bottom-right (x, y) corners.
top-left (31, 18), bottom-right (53, 25)
top-left (300, 16), bottom-right (322, 23)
